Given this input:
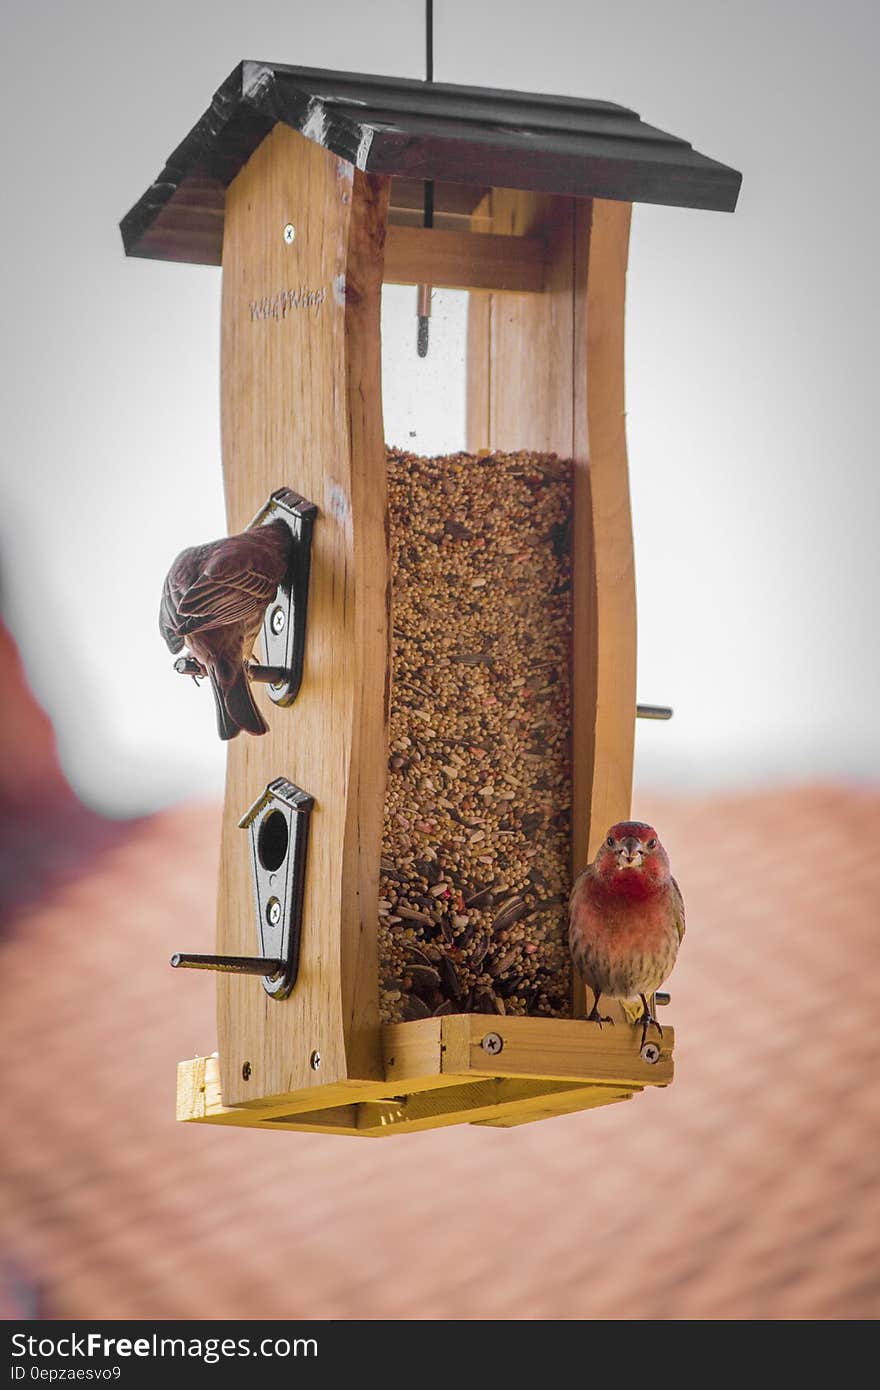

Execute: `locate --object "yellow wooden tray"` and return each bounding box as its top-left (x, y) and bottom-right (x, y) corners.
top-left (178, 1015), bottom-right (673, 1138)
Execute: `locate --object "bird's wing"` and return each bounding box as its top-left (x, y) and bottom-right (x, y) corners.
top-left (568, 862), bottom-right (595, 912)
top-left (159, 571), bottom-right (187, 653)
top-left (671, 876), bottom-right (686, 943)
top-left (175, 539), bottom-right (282, 634)
top-left (175, 571), bottom-right (278, 632)
top-left (160, 544), bottom-right (210, 651)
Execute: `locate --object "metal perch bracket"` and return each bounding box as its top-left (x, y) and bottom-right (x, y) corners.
top-left (171, 777), bottom-right (314, 1000)
top-left (249, 486), bottom-right (318, 707)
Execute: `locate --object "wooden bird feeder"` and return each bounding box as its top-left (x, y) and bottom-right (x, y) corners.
top-left (123, 61), bottom-right (739, 1137)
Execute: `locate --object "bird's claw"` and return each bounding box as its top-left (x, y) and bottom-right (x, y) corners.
top-left (639, 1011), bottom-right (664, 1048)
top-left (586, 1007), bottom-right (614, 1028)
top-left (173, 656), bottom-right (207, 685)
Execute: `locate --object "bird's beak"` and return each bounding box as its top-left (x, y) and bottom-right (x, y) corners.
top-left (617, 836), bottom-right (644, 869)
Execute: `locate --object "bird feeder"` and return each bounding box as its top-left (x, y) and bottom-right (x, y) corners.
top-left (122, 61), bottom-right (739, 1136)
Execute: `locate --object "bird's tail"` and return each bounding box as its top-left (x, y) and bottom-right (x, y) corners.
top-left (620, 996), bottom-right (648, 1024)
top-left (208, 662), bottom-right (268, 741)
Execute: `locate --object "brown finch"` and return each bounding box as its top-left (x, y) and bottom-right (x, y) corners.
top-left (569, 821), bottom-right (685, 1044)
top-left (160, 520), bottom-right (291, 740)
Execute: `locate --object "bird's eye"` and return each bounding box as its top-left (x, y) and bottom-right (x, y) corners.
top-left (606, 836), bottom-right (615, 848)
top-left (647, 838), bottom-right (657, 850)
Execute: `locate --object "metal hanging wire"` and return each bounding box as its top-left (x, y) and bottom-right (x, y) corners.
top-left (417, 0), bottom-right (434, 357)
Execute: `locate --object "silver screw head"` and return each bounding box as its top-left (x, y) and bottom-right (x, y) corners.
top-left (481, 1031), bottom-right (503, 1056)
top-left (283, 223), bottom-right (296, 244)
top-left (266, 897), bottom-right (282, 927)
top-left (270, 606), bottom-right (286, 635)
top-left (640, 1041), bottom-right (661, 1064)
top-left (310, 1050), bottom-right (321, 1070)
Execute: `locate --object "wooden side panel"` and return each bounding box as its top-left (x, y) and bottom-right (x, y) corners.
top-left (573, 199), bottom-right (636, 873)
top-left (382, 1017), bottom-right (442, 1083)
top-left (218, 123), bottom-right (390, 1106)
top-left (466, 194), bottom-right (636, 1022)
top-left (463, 1015), bottom-right (672, 1087)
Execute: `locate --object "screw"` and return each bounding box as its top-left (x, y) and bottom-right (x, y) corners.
top-left (266, 897), bottom-right (282, 928)
top-left (310, 1050), bottom-right (321, 1070)
top-left (283, 223), bottom-right (296, 244)
top-left (640, 1042), bottom-right (661, 1064)
top-left (270, 606), bottom-right (286, 635)
top-left (241, 1061), bottom-right (252, 1080)
top-left (481, 1032), bottom-right (503, 1056)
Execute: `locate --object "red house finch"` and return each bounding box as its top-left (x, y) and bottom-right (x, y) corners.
top-left (160, 520), bottom-right (291, 740)
top-left (569, 821), bottom-right (685, 1044)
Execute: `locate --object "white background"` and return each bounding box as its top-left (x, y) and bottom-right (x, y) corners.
top-left (0, 1), bottom-right (876, 813)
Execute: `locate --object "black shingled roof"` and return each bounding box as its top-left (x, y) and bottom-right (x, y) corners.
top-left (121, 60), bottom-right (741, 265)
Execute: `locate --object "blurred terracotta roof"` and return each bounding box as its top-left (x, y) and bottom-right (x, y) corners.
top-left (0, 620), bottom-right (133, 927)
top-left (0, 622), bottom-right (877, 1319)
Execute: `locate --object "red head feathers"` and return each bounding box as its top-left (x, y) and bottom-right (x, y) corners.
top-left (593, 821), bottom-right (671, 894)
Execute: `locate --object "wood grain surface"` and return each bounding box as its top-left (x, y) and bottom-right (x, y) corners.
top-left (217, 123), bottom-right (389, 1106)
top-left (573, 199), bottom-right (636, 873)
top-left (383, 225), bottom-right (547, 292)
top-left (179, 1007), bottom-right (671, 1135)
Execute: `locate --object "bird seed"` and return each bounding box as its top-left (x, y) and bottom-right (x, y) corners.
top-left (380, 449), bottom-right (573, 1023)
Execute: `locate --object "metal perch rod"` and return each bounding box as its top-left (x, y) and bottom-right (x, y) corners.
top-left (247, 663), bottom-right (288, 684)
top-left (170, 952), bottom-right (285, 979)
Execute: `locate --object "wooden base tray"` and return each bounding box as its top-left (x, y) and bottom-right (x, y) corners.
top-left (177, 1015), bottom-right (674, 1138)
